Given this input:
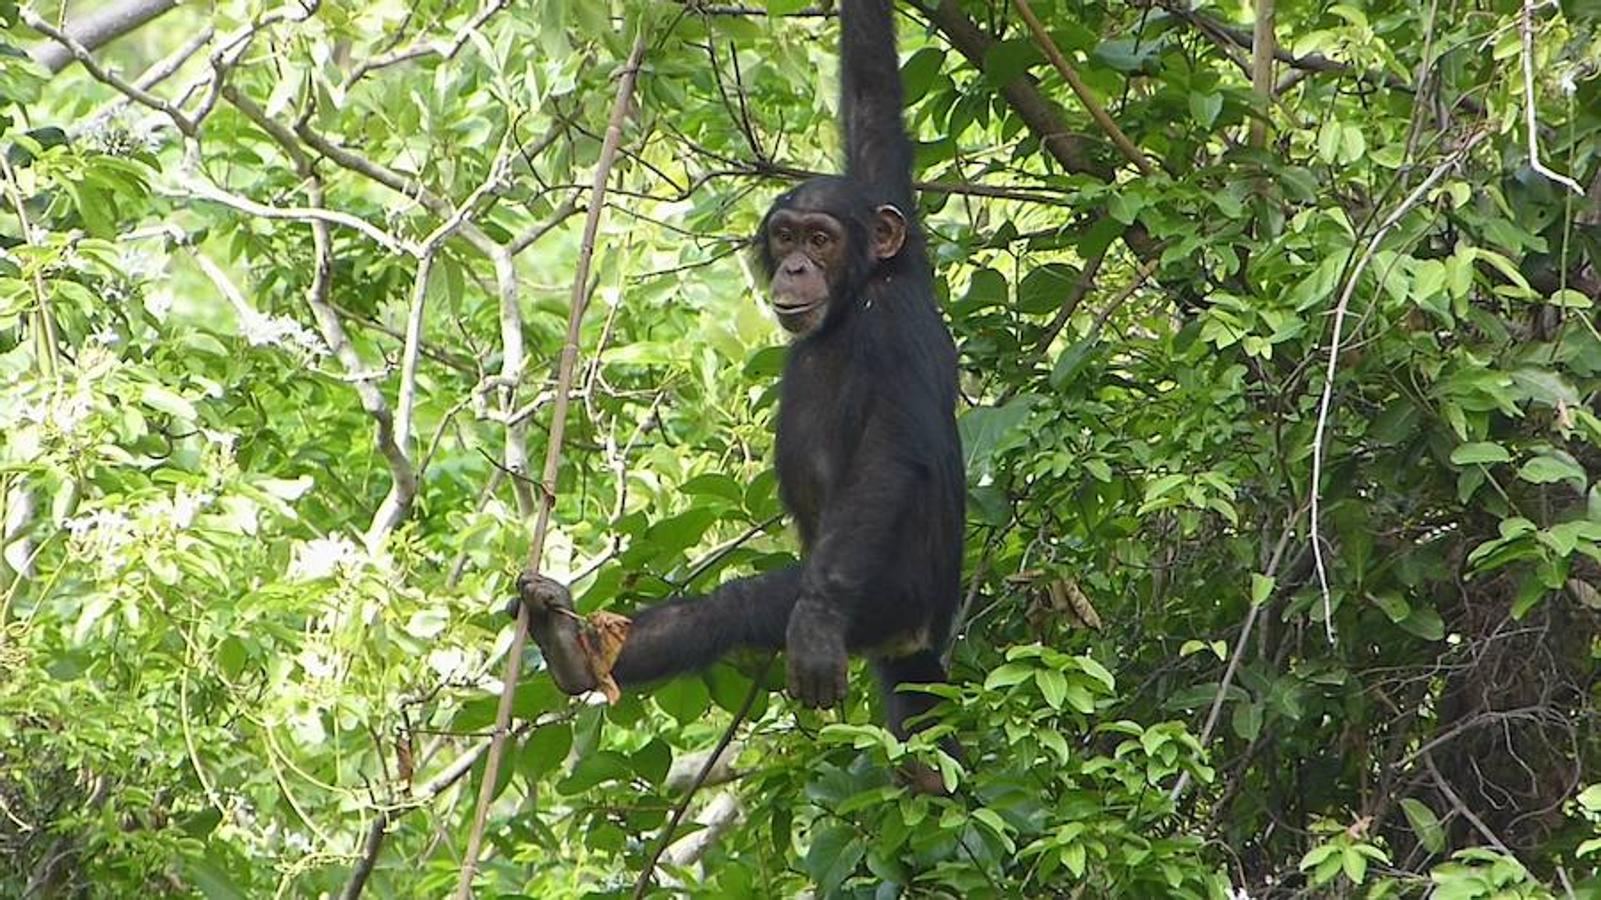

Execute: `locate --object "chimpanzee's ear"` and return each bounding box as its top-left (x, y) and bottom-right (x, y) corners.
top-left (871, 205), bottom-right (907, 260)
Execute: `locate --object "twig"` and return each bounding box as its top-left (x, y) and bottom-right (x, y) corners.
top-left (633, 656), bottom-right (773, 898)
top-left (1033, 244), bottom-right (1109, 354)
top-left (1398, 706), bottom-right (1544, 769)
top-left (453, 32), bottom-right (650, 899)
top-left (1012, 0), bottom-right (1156, 176)
top-left (77, 25), bottom-right (215, 133)
top-left (1424, 752), bottom-right (1513, 856)
top-left (341, 719), bottom-right (542, 899)
top-left (346, 0), bottom-right (513, 87)
top-left (1170, 516), bottom-right (1298, 803)
top-left (1307, 131), bottom-right (1486, 643)
top-left (171, 176), bottom-right (411, 255)
top-left (1519, 0), bottom-right (1584, 194)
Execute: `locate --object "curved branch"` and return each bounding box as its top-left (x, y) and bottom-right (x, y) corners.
top-left (29, 0), bottom-right (179, 74)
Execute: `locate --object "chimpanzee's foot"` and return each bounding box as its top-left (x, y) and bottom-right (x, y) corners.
top-left (894, 760), bottom-right (950, 796)
top-left (513, 570), bottom-right (599, 695)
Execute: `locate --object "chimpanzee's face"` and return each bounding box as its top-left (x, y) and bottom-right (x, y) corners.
top-left (763, 208), bottom-right (847, 336)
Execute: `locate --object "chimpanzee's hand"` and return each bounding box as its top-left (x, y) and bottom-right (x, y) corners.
top-left (511, 570), bottom-right (599, 696)
top-left (785, 601), bottom-right (848, 708)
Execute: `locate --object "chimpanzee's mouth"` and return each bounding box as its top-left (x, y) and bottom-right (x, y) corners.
top-left (772, 300), bottom-right (819, 316)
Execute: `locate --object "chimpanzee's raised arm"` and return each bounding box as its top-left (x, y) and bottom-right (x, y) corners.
top-left (840, 0), bottom-right (914, 215)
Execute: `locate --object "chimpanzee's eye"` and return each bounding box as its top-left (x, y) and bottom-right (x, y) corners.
top-left (809, 231), bottom-right (830, 249)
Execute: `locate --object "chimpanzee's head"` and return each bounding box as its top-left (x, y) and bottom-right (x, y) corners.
top-left (755, 176), bottom-right (907, 337)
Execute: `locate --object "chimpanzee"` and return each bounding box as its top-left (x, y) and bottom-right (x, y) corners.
top-left (514, 0), bottom-right (963, 747)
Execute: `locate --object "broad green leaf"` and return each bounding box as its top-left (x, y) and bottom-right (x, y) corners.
top-left (1517, 451), bottom-right (1586, 489)
top-left (140, 384), bottom-right (198, 421)
top-left (1450, 442), bottom-right (1510, 465)
top-left (1400, 798), bottom-right (1445, 853)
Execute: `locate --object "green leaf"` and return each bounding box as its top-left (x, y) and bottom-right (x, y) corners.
top-left (959, 397), bottom-right (1035, 477)
top-left (522, 723), bottom-right (573, 780)
top-left (653, 676), bottom-right (711, 726)
top-left (1517, 451), bottom-right (1586, 489)
top-left (140, 384), bottom-right (198, 421)
top-left (805, 823), bottom-right (865, 895)
top-left (1450, 442), bottom-right (1510, 465)
top-left (1018, 263), bottom-right (1079, 315)
top-left (1231, 702), bottom-right (1263, 741)
top-left (900, 48), bottom-right (945, 104)
top-left (1107, 192), bottom-right (1143, 225)
top-left (680, 473), bottom-right (745, 504)
top-left (1049, 337), bottom-right (1098, 389)
top-left (982, 38), bottom-right (1043, 87)
top-left (1250, 573), bottom-right (1275, 605)
top-left (1400, 798), bottom-right (1445, 853)
top-left (1037, 668), bottom-right (1067, 709)
top-left (984, 663), bottom-right (1033, 690)
top-left (1188, 92), bottom-right (1222, 129)
top-left (1397, 606), bottom-right (1445, 641)
top-left (1075, 656), bottom-right (1116, 691)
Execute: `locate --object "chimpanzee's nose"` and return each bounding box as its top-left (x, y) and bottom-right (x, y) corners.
top-left (783, 260), bottom-right (807, 276)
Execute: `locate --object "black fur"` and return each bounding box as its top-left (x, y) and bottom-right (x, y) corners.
top-left (553, 0), bottom-right (962, 738)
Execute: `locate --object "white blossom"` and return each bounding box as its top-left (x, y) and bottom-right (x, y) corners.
top-left (202, 428), bottom-right (237, 450)
top-left (296, 648), bottom-right (338, 680)
top-left (237, 309), bottom-right (327, 358)
top-left (143, 288), bottom-right (174, 319)
top-left (288, 535), bottom-right (362, 581)
top-left (164, 487), bottom-right (213, 529)
top-left (65, 508), bottom-right (134, 556)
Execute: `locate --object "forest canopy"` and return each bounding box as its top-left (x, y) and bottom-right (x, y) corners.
top-left (2, 0), bottom-right (1601, 897)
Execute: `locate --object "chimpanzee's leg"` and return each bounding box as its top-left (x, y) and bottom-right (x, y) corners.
top-left (515, 567), bottom-right (800, 693)
top-left (871, 649), bottom-right (951, 740)
top-left (872, 649), bottom-right (963, 794)
top-left (612, 567), bottom-right (800, 684)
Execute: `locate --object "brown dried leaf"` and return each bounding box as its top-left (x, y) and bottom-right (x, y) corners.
top-left (577, 611), bottom-right (633, 704)
top-left (1060, 579), bottom-right (1102, 631)
top-left (395, 731), bottom-right (415, 792)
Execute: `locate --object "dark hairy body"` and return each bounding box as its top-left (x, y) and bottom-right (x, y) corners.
top-left (516, 0), bottom-right (964, 746)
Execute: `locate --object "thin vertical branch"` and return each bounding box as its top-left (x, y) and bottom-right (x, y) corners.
top-left (1307, 132), bottom-right (1485, 643)
top-left (1249, 0), bottom-right (1276, 149)
top-left (493, 245), bottom-right (536, 517)
top-left (1519, 0), bottom-right (1583, 194)
top-left (453, 32), bottom-right (650, 899)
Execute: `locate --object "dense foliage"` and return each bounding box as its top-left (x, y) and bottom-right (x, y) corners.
top-left (2, 0), bottom-right (1600, 896)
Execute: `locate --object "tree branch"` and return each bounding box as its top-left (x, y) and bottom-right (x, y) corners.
top-left (1249, 0), bottom-right (1276, 149)
top-left (1012, 0), bottom-right (1157, 176)
top-left (28, 0), bottom-right (179, 74)
top-left (346, 0), bottom-right (513, 87)
top-left (633, 657), bottom-right (771, 898)
top-left (22, 8), bottom-right (195, 135)
top-left (913, 0), bottom-right (1111, 181)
